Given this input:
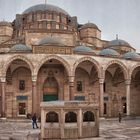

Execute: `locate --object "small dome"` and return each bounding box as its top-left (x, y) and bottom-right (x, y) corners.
top-left (80, 23), bottom-right (99, 30)
top-left (107, 39), bottom-right (130, 47)
top-left (0, 21), bottom-right (12, 27)
top-left (10, 44), bottom-right (32, 53)
top-left (23, 4), bottom-right (69, 15)
top-left (123, 52), bottom-right (140, 60)
top-left (73, 45), bottom-right (93, 53)
top-left (99, 48), bottom-right (120, 56)
top-left (36, 36), bottom-right (64, 46)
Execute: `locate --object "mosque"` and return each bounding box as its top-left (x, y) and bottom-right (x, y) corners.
top-left (0, 2), bottom-right (140, 119)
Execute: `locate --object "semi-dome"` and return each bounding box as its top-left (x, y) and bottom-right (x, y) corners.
top-left (36, 36), bottom-right (64, 46)
top-left (73, 45), bottom-right (94, 53)
top-left (107, 39), bottom-right (130, 47)
top-left (10, 44), bottom-right (32, 53)
top-left (23, 4), bottom-right (69, 15)
top-left (80, 23), bottom-right (99, 30)
top-left (123, 52), bottom-right (140, 60)
top-left (0, 21), bottom-right (12, 27)
top-left (99, 48), bottom-right (120, 56)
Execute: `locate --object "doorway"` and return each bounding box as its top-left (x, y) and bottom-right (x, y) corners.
top-left (18, 102), bottom-right (26, 115)
top-left (43, 77), bottom-right (58, 101)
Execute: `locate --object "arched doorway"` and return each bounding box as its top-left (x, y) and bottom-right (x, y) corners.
top-left (43, 76), bottom-right (58, 101)
top-left (104, 63), bottom-right (126, 117)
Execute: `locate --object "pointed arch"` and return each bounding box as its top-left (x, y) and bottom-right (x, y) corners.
top-left (103, 60), bottom-right (129, 80)
top-left (129, 63), bottom-right (140, 80)
top-left (2, 55), bottom-right (34, 77)
top-left (35, 55), bottom-right (71, 76)
top-left (73, 57), bottom-right (102, 78)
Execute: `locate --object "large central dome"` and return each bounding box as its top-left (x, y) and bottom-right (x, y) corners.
top-left (23, 4), bottom-right (69, 15)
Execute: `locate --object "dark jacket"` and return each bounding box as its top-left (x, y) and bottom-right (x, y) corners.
top-left (32, 114), bottom-right (37, 122)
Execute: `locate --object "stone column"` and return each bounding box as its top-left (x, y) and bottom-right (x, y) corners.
top-left (125, 79), bottom-right (131, 116)
top-left (69, 76), bottom-right (75, 100)
top-left (41, 109), bottom-right (45, 138)
top-left (78, 109), bottom-right (82, 138)
top-left (99, 78), bottom-right (104, 117)
top-left (1, 77), bottom-right (6, 117)
top-left (32, 76), bottom-right (37, 114)
top-left (60, 109), bottom-right (65, 139)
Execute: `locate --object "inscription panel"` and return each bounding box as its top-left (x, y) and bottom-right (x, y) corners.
top-left (33, 46), bottom-right (73, 54)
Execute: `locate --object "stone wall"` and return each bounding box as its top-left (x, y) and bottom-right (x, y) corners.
top-left (25, 32), bottom-right (75, 47)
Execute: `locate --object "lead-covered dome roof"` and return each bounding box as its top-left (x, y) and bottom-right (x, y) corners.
top-left (107, 39), bottom-right (130, 47)
top-left (81, 23), bottom-right (99, 30)
top-left (99, 48), bottom-right (120, 56)
top-left (123, 52), bottom-right (140, 60)
top-left (10, 44), bottom-right (32, 53)
top-left (36, 36), bottom-right (64, 46)
top-left (23, 4), bottom-right (69, 15)
top-left (73, 45), bottom-right (94, 53)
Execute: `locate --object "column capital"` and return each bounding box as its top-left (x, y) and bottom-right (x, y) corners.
top-left (69, 75), bottom-right (75, 83)
top-left (32, 75), bottom-right (37, 82)
top-left (69, 82), bottom-right (74, 87)
top-left (0, 77), bottom-right (6, 83)
top-left (125, 79), bottom-right (131, 85)
top-left (99, 78), bottom-right (104, 84)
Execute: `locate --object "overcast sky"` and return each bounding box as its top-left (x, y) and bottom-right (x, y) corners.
top-left (0, 0), bottom-right (140, 52)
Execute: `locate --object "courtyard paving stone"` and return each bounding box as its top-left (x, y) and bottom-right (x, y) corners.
top-left (0, 118), bottom-right (140, 139)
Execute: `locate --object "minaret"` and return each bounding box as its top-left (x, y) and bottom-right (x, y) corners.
top-left (45, 0), bottom-right (47, 4)
top-left (45, 0), bottom-right (47, 10)
top-left (116, 34), bottom-right (118, 40)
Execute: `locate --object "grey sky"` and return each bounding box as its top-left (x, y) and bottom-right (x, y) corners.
top-left (0, 0), bottom-right (140, 52)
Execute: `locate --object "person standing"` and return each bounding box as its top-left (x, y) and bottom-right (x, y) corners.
top-left (32, 113), bottom-right (39, 129)
top-left (118, 112), bottom-right (122, 123)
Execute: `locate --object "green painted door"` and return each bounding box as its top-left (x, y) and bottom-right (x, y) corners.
top-left (43, 94), bottom-right (58, 101)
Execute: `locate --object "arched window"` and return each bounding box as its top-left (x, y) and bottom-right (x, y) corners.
top-left (65, 112), bottom-right (77, 123)
top-left (83, 111), bottom-right (95, 122)
top-left (46, 111), bottom-right (59, 123)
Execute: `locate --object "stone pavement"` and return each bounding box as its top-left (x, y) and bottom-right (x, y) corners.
top-left (0, 117), bottom-right (140, 140)
top-left (0, 119), bottom-right (40, 140)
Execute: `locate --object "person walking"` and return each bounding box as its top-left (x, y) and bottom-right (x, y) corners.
top-left (32, 113), bottom-right (39, 129)
top-left (118, 112), bottom-right (122, 123)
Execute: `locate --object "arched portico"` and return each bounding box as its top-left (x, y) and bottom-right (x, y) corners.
top-left (35, 56), bottom-right (71, 114)
top-left (1, 56), bottom-right (33, 118)
top-left (73, 57), bottom-right (101, 104)
top-left (104, 60), bottom-right (129, 117)
top-left (129, 64), bottom-right (140, 116)
top-left (73, 57), bottom-right (104, 116)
